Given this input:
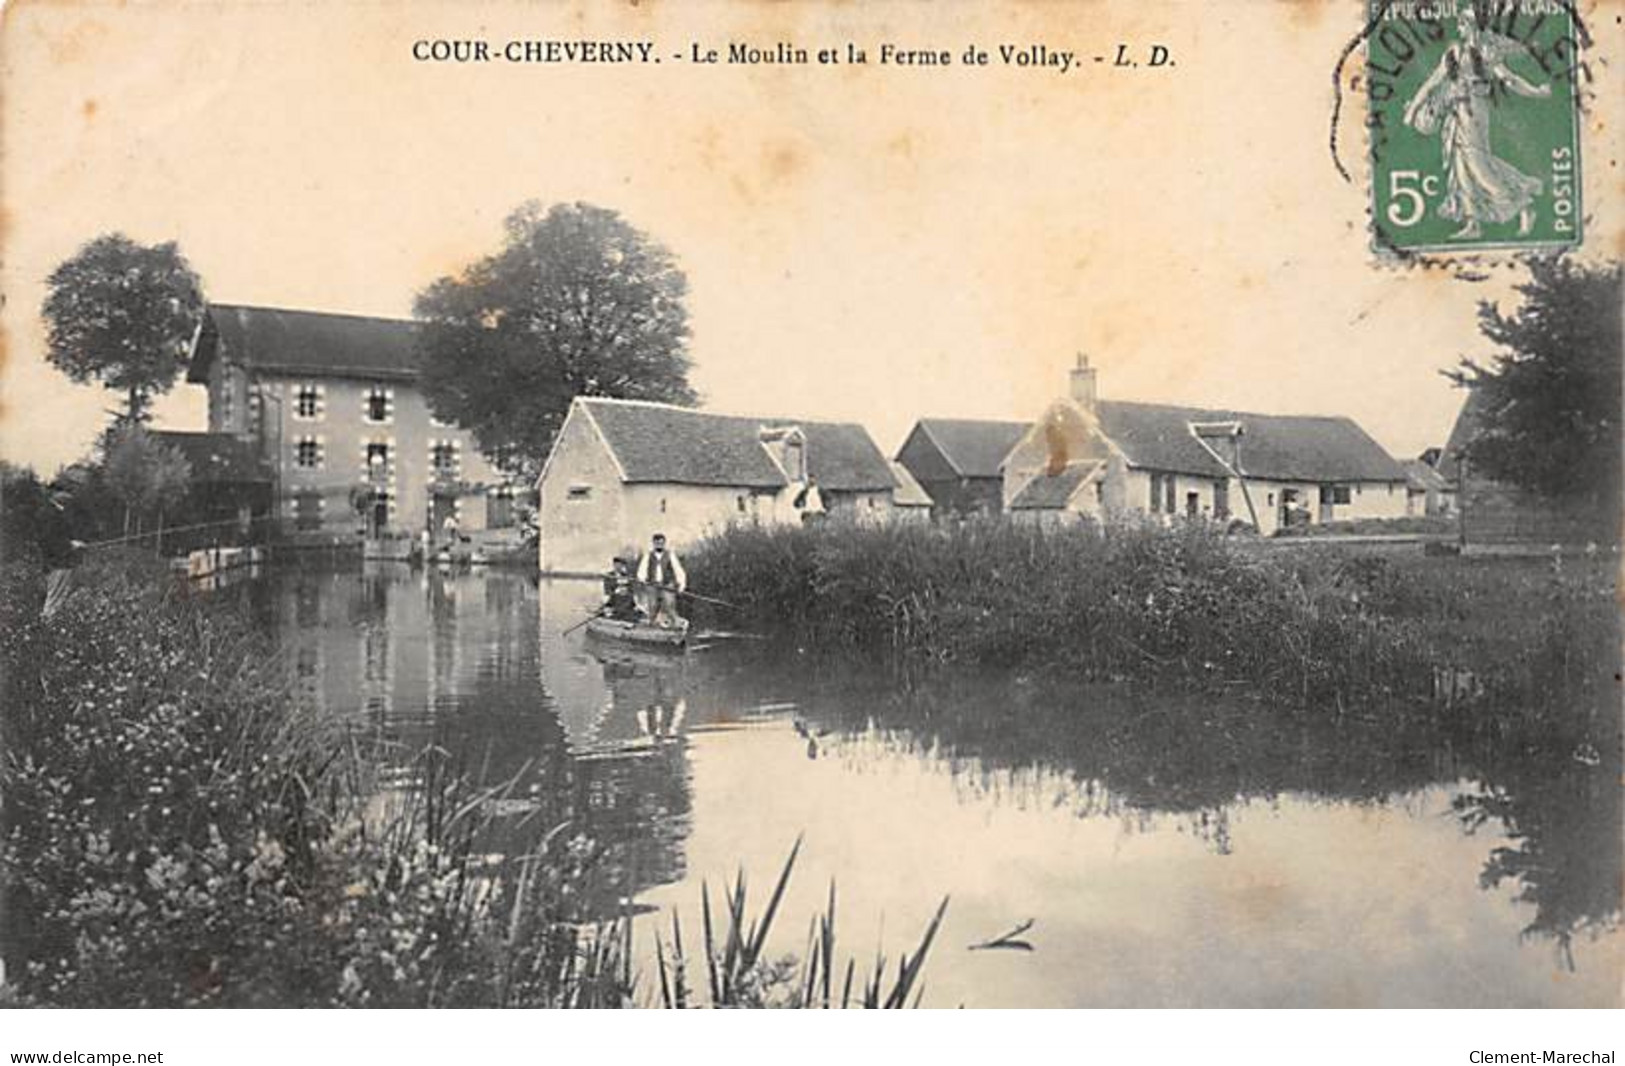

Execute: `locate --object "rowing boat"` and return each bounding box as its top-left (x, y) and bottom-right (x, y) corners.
top-left (584, 615), bottom-right (689, 648)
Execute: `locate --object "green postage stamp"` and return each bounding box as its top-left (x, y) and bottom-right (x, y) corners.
top-left (1366, 1), bottom-right (1584, 254)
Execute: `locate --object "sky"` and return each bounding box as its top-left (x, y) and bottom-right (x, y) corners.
top-left (3, 0), bottom-right (1621, 475)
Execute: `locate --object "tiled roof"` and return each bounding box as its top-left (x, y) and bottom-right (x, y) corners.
top-left (1009, 461), bottom-right (1102, 510)
top-left (888, 461), bottom-right (933, 507)
top-left (915, 419), bottom-right (1029, 479)
top-left (581, 398), bottom-right (896, 492)
top-left (1095, 400), bottom-right (1407, 483)
top-left (150, 431), bottom-right (272, 483)
top-left (1403, 459), bottom-right (1450, 493)
top-left (187, 304), bottom-right (420, 383)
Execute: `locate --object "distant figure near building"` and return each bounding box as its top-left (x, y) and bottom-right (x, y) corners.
top-left (794, 475), bottom-right (827, 525)
top-left (636, 533), bottom-right (687, 628)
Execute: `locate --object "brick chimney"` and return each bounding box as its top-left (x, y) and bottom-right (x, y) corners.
top-left (1069, 353), bottom-right (1098, 413)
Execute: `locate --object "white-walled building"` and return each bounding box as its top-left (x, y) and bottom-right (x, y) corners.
top-left (536, 397), bottom-right (898, 574)
top-left (1003, 359), bottom-right (1410, 535)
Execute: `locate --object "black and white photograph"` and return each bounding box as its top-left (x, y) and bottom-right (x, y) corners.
top-left (0, 0), bottom-right (1620, 1050)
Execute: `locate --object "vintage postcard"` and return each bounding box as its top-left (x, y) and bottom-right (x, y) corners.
top-left (0, 0), bottom-right (1620, 1030)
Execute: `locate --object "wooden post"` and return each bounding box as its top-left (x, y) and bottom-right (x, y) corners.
top-left (1457, 455), bottom-right (1469, 552)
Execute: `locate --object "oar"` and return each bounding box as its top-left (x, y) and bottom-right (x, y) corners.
top-left (628, 577), bottom-right (744, 612)
top-left (561, 610), bottom-right (601, 637)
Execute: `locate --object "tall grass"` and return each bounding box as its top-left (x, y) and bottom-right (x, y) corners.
top-left (650, 838), bottom-right (949, 1009)
top-left (684, 521), bottom-right (1616, 722)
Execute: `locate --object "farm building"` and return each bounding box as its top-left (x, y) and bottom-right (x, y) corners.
top-left (888, 461), bottom-right (934, 522)
top-left (1440, 390), bottom-right (1611, 549)
top-left (536, 397), bottom-right (898, 574)
top-left (1404, 454), bottom-right (1457, 517)
top-left (1001, 358), bottom-right (1410, 535)
top-left (894, 418), bottom-right (1029, 517)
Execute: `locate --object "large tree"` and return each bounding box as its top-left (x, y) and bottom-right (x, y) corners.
top-left (1448, 259), bottom-right (1622, 511)
top-left (41, 234), bottom-right (206, 425)
top-left (414, 202), bottom-right (698, 474)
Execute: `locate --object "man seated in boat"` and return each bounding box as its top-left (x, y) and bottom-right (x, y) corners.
top-left (635, 533), bottom-right (688, 629)
top-left (601, 556), bottom-right (640, 621)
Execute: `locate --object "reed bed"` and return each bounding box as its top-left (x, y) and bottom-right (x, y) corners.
top-left (684, 521), bottom-right (1616, 724)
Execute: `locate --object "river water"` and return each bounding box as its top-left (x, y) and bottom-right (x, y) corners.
top-left (245, 564), bottom-right (1620, 1007)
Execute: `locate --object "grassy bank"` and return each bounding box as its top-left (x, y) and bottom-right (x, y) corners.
top-left (684, 522), bottom-right (1617, 728)
top-left (0, 551), bottom-right (939, 1007)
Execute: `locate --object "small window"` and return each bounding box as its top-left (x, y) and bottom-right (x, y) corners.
top-left (295, 385), bottom-right (320, 419)
top-left (295, 437), bottom-right (322, 469)
top-left (1267, 492), bottom-right (1275, 507)
top-left (430, 442), bottom-right (458, 477)
top-left (660, 498), bottom-right (668, 514)
top-left (366, 443), bottom-right (390, 476)
top-left (567, 485), bottom-right (591, 500)
top-left (365, 387), bottom-right (390, 423)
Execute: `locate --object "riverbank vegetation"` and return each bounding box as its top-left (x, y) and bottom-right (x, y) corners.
top-left (685, 521), bottom-right (1616, 736)
top-left (0, 551), bottom-right (928, 1007)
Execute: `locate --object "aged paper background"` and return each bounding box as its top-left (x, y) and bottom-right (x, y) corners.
top-left (3, 0), bottom-right (1620, 470)
top-left (1, 0), bottom-right (1622, 1017)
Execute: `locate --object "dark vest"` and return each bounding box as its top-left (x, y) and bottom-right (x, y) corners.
top-left (648, 551), bottom-right (675, 587)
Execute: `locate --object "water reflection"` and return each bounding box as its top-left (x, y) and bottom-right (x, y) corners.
top-left (249, 565), bottom-right (1620, 1006)
top-left (1454, 743), bottom-right (1623, 972)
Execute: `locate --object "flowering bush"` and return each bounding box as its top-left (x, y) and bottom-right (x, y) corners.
top-left (0, 562), bottom-right (631, 1007)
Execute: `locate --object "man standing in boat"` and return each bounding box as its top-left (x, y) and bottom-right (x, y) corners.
top-left (636, 533), bottom-right (687, 629)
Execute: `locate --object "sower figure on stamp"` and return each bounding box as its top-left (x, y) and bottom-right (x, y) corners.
top-left (1403, 13), bottom-right (1551, 241)
top-left (636, 533), bottom-right (687, 629)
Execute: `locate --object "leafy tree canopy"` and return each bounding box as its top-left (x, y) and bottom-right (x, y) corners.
top-left (413, 202), bottom-right (698, 475)
top-left (42, 234), bottom-right (206, 425)
top-left (1447, 259), bottom-right (1622, 508)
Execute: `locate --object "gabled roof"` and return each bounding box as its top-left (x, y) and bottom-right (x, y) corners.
top-left (1094, 400), bottom-right (1407, 483)
top-left (912, 419), bottom-right (1029, 479)
top-left (1009, 460), bottom-right (1103, 510)
top-left (579, 398), bottom-right (896, 492)
top-left (150, 431), bottom-right (273, 483)
top-left (888, 461), bottom-right (933, 507)
top-left (1403, 459), bottom-right (1451, 493)
top-left (187, 303), bottom-right (420, 384)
